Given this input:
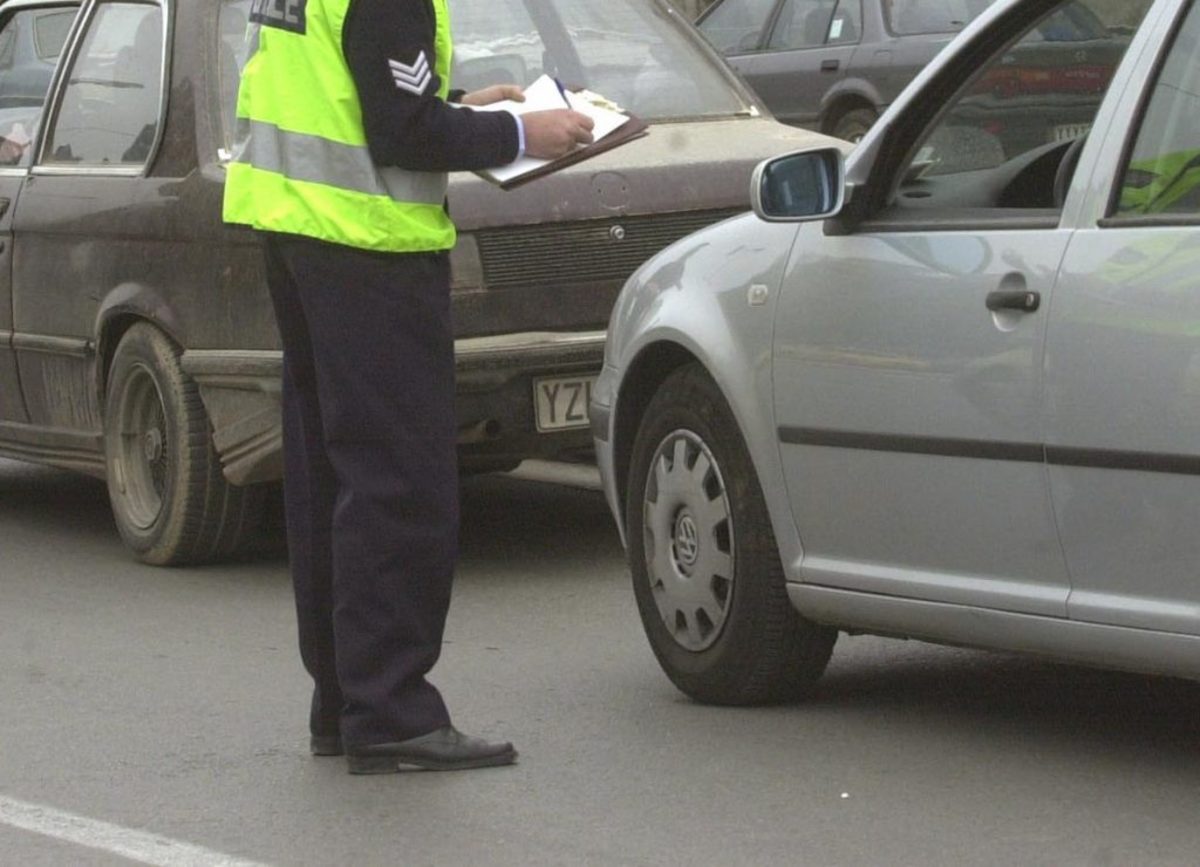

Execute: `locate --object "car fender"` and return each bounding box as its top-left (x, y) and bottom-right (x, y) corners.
top-left (602, 212), bottom-right (806, 569)
top-left (93, 281), bottom-right (186, 407)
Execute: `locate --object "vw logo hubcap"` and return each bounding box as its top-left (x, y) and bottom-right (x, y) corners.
top-left (673, 512), bottom-right (700, 569)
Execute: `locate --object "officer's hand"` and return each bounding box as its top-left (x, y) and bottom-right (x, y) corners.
top-left (522, 109), bottom-right (595, 160)
top-left (460, 85), bottom-right (524, 106)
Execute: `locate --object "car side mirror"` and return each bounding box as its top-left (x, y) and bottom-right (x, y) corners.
top-left (751, 148), bottom-right (845, 223)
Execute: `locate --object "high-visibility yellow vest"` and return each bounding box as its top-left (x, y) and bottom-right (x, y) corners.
top-left (222, 0), bottom-right (456, 253)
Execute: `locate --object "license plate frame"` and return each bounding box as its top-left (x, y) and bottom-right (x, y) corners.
top-left (533, 374), bottom-right (597, 433)
top-left (1051, 122), bottom-right (1091, 142)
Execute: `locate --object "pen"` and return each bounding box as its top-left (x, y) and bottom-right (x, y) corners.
top-left (553, 76), bottom-right (571, 107)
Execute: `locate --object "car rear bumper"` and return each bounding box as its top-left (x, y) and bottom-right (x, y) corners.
top-left (181, 331), bottom-right (607, 485)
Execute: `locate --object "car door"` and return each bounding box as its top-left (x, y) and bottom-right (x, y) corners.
top-left (771, 0), bottom-right (1147, 615)
top-left (873, 0), bottom-right (964, 107)
top-left (12, 0), bottom-right (163, 432)
top-left (712, 0), bottom-right (862, 127)
top-left (1044, 0), bottom-right (1200, 636)
top-left (0, 0), bottom-right (78, 426)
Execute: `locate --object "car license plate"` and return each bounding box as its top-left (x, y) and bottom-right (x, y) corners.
top-left (533, 375), bottom-right (596, 432)
top-left (1051, 123), bottom-right (1090, 142)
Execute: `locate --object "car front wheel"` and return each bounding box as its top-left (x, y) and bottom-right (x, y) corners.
top-left (625, 363), bottom-right (837, 705)
top-left (103, 323), bottom-right (261, 565)
top-left (830, 107), bottom-right (878, 143)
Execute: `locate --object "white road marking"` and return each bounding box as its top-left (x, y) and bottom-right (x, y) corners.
top-left (0, 795), bottom-right (269, 867)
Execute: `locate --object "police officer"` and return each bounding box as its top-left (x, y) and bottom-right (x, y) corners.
top-left (223, 0), bottom-right (593, 773)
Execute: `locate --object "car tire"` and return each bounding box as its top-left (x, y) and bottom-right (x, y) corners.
top-left (103, 323), bottom-right (262, 565)
top-left (625, 363), bottom-right (837, 705)
top-left (830, 107), bottom-right (878, 143)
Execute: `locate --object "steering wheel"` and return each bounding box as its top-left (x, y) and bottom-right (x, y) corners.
top-left (1053, 134), bottom-right (1087, 209)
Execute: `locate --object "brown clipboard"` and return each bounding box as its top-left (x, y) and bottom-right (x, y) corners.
top-left (497, 114), bottom-right (649, 191)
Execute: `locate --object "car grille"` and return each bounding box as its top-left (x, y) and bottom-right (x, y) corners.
top-left (475, 208), bottom-right (744, 289)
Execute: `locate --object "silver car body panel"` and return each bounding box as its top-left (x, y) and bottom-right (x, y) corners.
top-left (790, 584), bottom-right (1200, 681)
top-left (773, 219), bottom-right (1073, 617)
top-left (597, 0), bottom-right (1200, 678)
top-left (593, 212), bottom-right (817, 559)
top-left (1042, 2), bottom-right (1200, 638)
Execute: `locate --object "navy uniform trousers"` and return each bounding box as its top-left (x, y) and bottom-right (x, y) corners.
top-left (261, 231), bottom-right (457, 749)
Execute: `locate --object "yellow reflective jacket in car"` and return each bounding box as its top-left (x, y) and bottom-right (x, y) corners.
top-left (222, 0), bottom-right (455, 252)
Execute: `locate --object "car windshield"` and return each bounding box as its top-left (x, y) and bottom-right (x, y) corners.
top-left (451, 0), bottom-right (750, 120)
top-left (218, 0), bottom-right (749, 153)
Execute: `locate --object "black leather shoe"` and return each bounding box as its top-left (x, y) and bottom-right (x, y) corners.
top-left (310, 733), bottom-right (344, 756)
top-left (346, 726), bottom-right (517, 773)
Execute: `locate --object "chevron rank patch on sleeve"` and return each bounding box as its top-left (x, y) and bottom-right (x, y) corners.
top-left (389, 51), bottom-right (432, 96)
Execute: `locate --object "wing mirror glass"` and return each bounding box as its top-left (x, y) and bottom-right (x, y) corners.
top-left (751, 148), bottom-right (845, 222)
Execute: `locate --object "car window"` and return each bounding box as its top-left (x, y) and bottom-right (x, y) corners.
top-left (0, 5), bottom-right (78, 167)
top-left (884, 0), bottom-right (997, 36)
top-left (42, 1), bottom-right (161, 168)
top-left (450, 0), bottom-right (749, 120)
top-left (218, 0), bottom-right (250, 157)
top-left (895, 0), bottom-right (1149, 200)
top-left (699, 0), bottom-right (779, 52)
top-left (1026, 4), bottom-right (1108, 41)
top-left (1114, 1), bottom-right (1200, 219)
top-left (0, 22), bottom-right (15, 71)
top-left (33, 10), bottom-right (75, 59)
top-left (769, 0), bottom-right (862, 49)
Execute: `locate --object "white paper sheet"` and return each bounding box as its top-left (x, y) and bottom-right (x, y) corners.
top-left (472, 75), bottom-right (631, 186)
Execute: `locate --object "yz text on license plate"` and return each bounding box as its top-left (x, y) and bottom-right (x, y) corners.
top-left (534, 375), bottom-right (597, 432)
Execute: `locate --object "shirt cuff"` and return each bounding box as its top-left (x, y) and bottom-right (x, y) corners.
top-left (509, 112), bottom-right (526, 160)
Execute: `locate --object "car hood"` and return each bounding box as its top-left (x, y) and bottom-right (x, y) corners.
top-left (447, 117), bottom-right (838, 230)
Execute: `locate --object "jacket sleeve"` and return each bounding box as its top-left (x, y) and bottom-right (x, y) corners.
top-left (342, 0), bottom-right (520, 172)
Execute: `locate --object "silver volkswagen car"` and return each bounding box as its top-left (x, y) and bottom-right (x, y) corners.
top-left (593, 0), bottom-right (1199, 704)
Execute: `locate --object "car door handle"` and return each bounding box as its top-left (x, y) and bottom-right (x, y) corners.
top-left (821, 59), bottom-right (840, 72)
top-left (986, 290), bottom-right (1040, 313)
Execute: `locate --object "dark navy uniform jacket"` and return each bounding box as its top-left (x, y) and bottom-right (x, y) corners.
top-left (342, 0), bottom-right (522, 172)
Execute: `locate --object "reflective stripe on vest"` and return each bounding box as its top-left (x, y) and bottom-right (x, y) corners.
top-left (222, 0), bottom-right (456, 253)
top-left (231, 118), bottom-right (448, 205)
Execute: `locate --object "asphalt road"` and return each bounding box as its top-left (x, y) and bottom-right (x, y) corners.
top-left (2, 457), bottom-right (1200, 866)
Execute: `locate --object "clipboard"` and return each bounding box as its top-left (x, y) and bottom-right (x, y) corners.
top-left (472, 75), bottom-right (649, 190)
top-left (497, 114), bottom-right (648, 190)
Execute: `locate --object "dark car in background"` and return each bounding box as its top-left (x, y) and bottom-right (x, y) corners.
top-left (0, 1), bottom-right (72, 107)
top-left (0, 0), bottom-right (835, 565)
top-left (697, 0), bottom-right (1123, 141)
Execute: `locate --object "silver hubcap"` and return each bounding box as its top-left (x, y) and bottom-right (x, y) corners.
top-left (642, 429), bottom-right (735, 652)
top-left (143, 428), bottom-right (164, 463)
top-left (113, 363), bottom-right (169, 530)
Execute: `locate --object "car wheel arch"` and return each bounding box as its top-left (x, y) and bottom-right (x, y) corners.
top-left (613, 341), bottom-right (699, 533)
top-left (94, 285), bottom-right (187, 410)
top-left (821, 90), bottom-right (880, 135)
top-left (612, 337), bottom-right (780, 537)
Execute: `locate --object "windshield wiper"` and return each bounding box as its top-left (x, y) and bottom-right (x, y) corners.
top-left (68, 77), bottom-right (145, 89)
